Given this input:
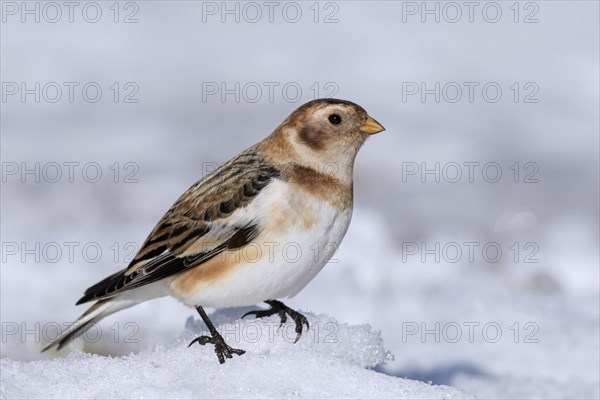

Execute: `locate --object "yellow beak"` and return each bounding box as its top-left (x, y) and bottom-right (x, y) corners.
top-left (360, 116), bottom-right (385, 135)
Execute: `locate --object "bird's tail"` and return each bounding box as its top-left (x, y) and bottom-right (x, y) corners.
top-left (41, 296), bottom-right (138, 352)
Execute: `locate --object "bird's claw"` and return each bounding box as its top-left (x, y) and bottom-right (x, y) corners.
top-left (188, 334), bottom-right (245, 364)
top-left (243, 300), bottom-right (309, 343)
top-left (289, 310), bottom-right (310, 343)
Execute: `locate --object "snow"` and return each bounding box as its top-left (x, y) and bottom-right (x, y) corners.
top-left (1, 312), bottom-right (471, 399)
top-left (2, 1), bottom-right (599, 399)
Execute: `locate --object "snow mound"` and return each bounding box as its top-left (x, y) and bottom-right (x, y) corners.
top-left (1, 312), bottom-right (472, 399)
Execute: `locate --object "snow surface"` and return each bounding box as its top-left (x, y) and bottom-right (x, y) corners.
top-left (1, 312), bottom-right (471, 399)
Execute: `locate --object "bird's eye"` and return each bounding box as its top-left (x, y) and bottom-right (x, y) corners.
top-left (328, 114), bottom-right (342, 125)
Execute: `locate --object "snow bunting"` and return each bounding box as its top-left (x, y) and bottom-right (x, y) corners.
top-left (43, 98), bottom-right (385, 363)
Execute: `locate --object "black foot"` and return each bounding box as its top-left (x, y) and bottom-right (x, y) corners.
top-left (190, 306), bottom-right (245, 364)
top-left (242, 299), bottom-right (309, 343)
top-left (188, 334), bottom-right (245, 364)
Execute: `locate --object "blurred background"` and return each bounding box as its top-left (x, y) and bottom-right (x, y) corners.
top-left (1, 1), bottom-right (598, 398)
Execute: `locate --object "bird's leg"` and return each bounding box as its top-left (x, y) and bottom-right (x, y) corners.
top-left (188, 306), bottom-right (245, 364)
top-left (242, 299), bottom-right (309, 343)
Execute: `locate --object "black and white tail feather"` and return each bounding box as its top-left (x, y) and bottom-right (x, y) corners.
top-left (42, 288), bottom-right (159, 351)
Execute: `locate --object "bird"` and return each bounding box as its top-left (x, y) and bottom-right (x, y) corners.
top-left (42, 98), bottom-right (385, 363)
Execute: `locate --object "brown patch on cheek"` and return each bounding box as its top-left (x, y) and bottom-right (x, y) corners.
top-left (298, 126), bottom-right (326, 151)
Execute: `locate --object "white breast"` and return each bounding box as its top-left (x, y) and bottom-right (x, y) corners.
top-left (171, 180), bottom-right (353, 308)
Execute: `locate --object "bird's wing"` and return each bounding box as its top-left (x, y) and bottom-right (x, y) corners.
top-left (76, 149), bottom-right (281, 305)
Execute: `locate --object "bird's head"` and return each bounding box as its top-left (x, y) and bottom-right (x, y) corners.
top-left (266, 98), bottom-right (385, 182)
